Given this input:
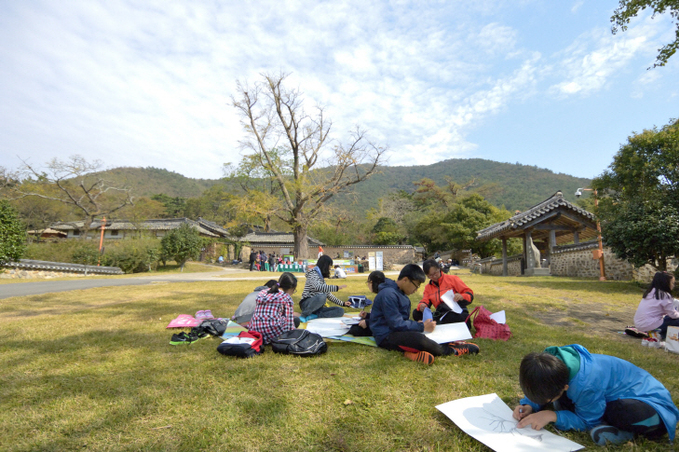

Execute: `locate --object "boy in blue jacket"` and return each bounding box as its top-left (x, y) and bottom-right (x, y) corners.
top-left (513, 344), bottom-right (679, 446)
top-left (369, 264), bottom-right (479, 365)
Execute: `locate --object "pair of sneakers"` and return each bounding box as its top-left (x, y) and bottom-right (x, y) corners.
top-left (195, 310), bottom-right (214, 320)
top-left (404, 341), bottom-right (480, 365)
top-left (590, 425), bottom-right (634, 446)
top-left (641, 337), bottom-right (663, 348)
top-left (170, 332), bottom-right (198, 345)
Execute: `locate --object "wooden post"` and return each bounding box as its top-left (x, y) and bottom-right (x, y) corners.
top-left (502, 237), bottom-right (508, 276)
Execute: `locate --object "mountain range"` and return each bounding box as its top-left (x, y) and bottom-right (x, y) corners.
top-left (99, 158), bottom-right (592, 214)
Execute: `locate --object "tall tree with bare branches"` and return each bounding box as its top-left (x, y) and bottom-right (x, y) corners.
top-left (232, 73), bottom-right (386, 258)
top-left (6, 155), bottom-right (134, 240)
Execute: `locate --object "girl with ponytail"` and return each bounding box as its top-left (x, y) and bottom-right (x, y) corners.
top-left (249, 272), bottom-right (301, 344)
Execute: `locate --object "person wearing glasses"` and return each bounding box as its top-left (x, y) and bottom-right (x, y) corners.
top-left (369, 264), bottom-right (479, 365)
top-left (413, 259), bottom-right (474, 327)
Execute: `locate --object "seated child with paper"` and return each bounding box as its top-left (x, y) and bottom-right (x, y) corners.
top-left (413, 259), bottom-right (474, 327)
top-left (513, 344), bottom-right (679, 446)
top-left (345, 271), bottom-right (385, 337)
top-left (369, 264), bottom-right (479, 365)
top-left (248, 273), bottom-right (301, 344)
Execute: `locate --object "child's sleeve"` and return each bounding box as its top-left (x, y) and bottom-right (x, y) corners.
top-left (554, 389), bottom-right (607, 432)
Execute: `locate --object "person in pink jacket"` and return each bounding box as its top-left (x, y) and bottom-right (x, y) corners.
top-left (634, 271), bottom-right (679, 339)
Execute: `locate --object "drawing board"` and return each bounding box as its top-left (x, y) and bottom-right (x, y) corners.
top-left (424, 322), bottom-right (472, 343)
top-left (436, 393), bottom-right (584, 452)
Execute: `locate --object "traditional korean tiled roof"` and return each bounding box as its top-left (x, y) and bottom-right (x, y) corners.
top-left (476, 191), bottom-right (597, 242)
top-left (241, 232), bottom-right (324, 246)
top-left (2, 259), bottom-right (124, 275)
top-left (50, 218), bottom-right (220, 237)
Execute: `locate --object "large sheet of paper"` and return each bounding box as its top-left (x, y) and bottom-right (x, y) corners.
top-left (436, 393), bottom-right (584, 452)
top-left (424, 322), bottom-right (472, 343)
top-left (305, 318), bottom-right (351, 337)
top-left (440, 290), bottom-right (463, 313)
top-left (489, 310), bottom-right (506, 324)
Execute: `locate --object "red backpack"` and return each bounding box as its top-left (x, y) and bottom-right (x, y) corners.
top-left (465, 306), bottom-right (511, 341)
top-left (217, 331), bottom-right (264, 358)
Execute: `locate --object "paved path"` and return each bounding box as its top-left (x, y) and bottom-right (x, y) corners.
top-left (0, 268), bottom-right (400, 299)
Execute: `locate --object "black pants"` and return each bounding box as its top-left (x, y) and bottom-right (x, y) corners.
top-left (378, 331), bottom-right (454, 356)
top-left (412, 308), bottom-right (470, 328)
top-left (557, 393), bottom-right (666, 438)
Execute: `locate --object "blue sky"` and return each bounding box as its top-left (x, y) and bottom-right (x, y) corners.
top-left (1, 1), bottom-right (677, 180)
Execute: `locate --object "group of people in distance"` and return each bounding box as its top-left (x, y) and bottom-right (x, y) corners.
top-left (239, 255), bottom-right (679, 447)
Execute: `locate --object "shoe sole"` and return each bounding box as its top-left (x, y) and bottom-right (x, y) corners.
top-left (404, 351), bottom-right (435, 365)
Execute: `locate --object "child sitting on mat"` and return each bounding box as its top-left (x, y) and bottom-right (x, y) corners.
top-left (513, 344), bottom-right (679, 446)
top-left (369, 264), bottom-right (479, 365)
top-left (346, 271), bottom-right (385, 337)
top-left (634, 271), bottom-right (679, 340)
top-left (248, 272), bottom-right (301, 344)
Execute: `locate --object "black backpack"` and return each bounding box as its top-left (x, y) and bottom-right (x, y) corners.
top-left (271, 329), bottom-right (328, 356)
top-left (196, 319), bottom-right (228, 337)
top-left (217, 331), bottom-right (264, 358)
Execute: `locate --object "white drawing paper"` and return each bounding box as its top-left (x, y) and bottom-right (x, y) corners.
top-left (424, 322), bottom-right (472, 343)
top-left (436, 393), bottom-right (584, 452)
top-left (489, 310), bottom-right (506, 324)
top-left (305, 318), bottom-right (351, 337)
top-left (440, 290), bottom-right (463, 313)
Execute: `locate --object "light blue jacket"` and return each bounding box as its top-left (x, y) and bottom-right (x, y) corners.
top-left (521, 344), bottom-right (679, 440)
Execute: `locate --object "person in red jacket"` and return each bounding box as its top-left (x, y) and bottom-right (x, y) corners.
top-left (413, 259), bottom-right (474, 327)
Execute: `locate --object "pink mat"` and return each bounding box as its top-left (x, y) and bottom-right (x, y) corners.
top-left (166, 314), bottom-right (202, 328)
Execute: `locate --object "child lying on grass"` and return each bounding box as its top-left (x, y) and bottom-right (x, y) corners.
top-left (513, 344), bottom-right (679, 446)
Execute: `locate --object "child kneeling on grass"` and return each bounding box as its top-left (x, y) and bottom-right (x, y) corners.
top-left (249, 272), bottom-right (301, 344)
top-left (369, 264), bottom-right (479, 365)
top-left (513, 344), bottom-right (679, 446)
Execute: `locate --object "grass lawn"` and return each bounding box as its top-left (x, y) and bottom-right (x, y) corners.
top-left (1, 270), bottom-right (678, 451)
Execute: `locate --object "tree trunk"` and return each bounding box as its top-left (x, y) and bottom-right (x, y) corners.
top-left (293, 222), bottom-right (309, 260)
top-left (81, 217), bottom-right (95, 241)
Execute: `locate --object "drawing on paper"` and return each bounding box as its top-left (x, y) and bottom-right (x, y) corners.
top-left (436, 393), bottom-right (584, 452)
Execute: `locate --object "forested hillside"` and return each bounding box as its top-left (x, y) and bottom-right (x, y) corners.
top-left (97, 159), bottom-right (590, 214)
top-left (98, 167), bottom-right (219, 198)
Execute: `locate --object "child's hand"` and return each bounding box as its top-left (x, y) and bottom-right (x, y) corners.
top-left (344, 301), bottom-right (352, 307)
top-left (358, 320), bottom-right (367, 329)
top-left (423, 319), bottom-right (436, 333)
top-left (512, 405), bottom-right (532, 420)
top-left (359, 311), bottom-right (368, 319)
top-left (338, 285), bottom-right (347, 290)
top-left (517, 410), bottom-right (556, 430)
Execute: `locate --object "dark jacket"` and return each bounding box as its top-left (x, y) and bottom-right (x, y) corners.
top-left (369, 279), bottom-right (423, 345)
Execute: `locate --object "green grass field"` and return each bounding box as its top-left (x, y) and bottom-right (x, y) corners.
top-left (1, 270), bottom-right (677, 451)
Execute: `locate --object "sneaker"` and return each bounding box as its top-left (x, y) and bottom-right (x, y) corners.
top-left (170, 332), bottom-right (194, 345)
top-left (203, 310), bottom-right (214, 319)
top-left (195, 310), bottom-right (206, 320)
top-left (404, 351), bottom-right (435, 365)
top-left (590, 425), bottom-right (634, 446)
top-left (449, 341), bottom-right (480, 356)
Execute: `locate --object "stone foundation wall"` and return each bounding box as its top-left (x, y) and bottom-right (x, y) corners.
top-left (241, 245), bottom-right (419, 270)
top-left (550, 242), bottom-right (633, 280)
top-left (479, 255), bottom-right (522, 276)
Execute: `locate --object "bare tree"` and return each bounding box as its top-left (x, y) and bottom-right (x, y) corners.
top-left (8, 155), bottom-right (134, 240)
top-left (232, 73), bottom-right (386, 258)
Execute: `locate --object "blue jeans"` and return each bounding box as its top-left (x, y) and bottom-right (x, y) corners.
top-left (299, 293), bottom-right (344, 318)
top-left (659, 315), bottom-right (679, 339)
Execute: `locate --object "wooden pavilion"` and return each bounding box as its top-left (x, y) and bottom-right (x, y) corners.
top-left (476, 191), bottom-right (599, 276)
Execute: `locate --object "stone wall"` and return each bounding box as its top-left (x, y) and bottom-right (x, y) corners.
top-left (479, 255), bottom-right (522, 276)
top-left (241, 245), bottom-right (419, 270)
top-left (551, 242), bottom-right (633, 280)
top-left (1, 268), bottom-right (94, 279)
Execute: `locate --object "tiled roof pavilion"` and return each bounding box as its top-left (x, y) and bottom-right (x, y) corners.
top-left (476, 191), bottom-right (599, 276)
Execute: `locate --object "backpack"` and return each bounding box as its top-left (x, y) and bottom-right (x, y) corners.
top-left (465, 306), bottom-right (511, 341)
top-left (271, 329), bottom-right (328, 356)
top-left (347, 295), bottom-right (372, 309)
top-left (217, 331), bottom-right (264, 358)
top-left (197, 319), bottom-right (229, 337)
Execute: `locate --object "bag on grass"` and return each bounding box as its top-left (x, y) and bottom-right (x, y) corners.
top-left (271, 329), bottom-right (327, 356)
top-left (198, 319), bottom-right (229, 337)
top-left (217, 331), bottom-right (264, 358)
top-left (465, 306), bottom-right (511, 341)
top-left (665, 326), bottom-right (679, 354)
top-left (347, 295), bottom-right (372, 309)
